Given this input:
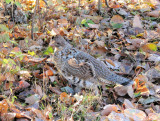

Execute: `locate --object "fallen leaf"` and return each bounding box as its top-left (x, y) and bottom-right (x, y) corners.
top-left (49, 86), bottom-right (62, 95)
top-left (114, 85), bottom-right (128, 96)
top-left (110, 15), bottom-right (124, 24)
top-left (25, 94), bottom-right (41, 105)
top-left (0, 99), bottom-right (9, 114)
top-left (134, 75), bottom-right (150, 96)
top-left (88, 23), bottom-right (99, 29)
top-left (124, 109), bottom-right (146, 121)
top-left (59, 92), bottom-right (75, 105)
top-left (148, 113), bottom-right (160, 121)
top-left (45, 69), bottom-right (54, 76)
top-left (18, 70), bottom-right (32, 79)
top-left (108, 111), bottom-right (130, 121)
top-left (133, 15), bottom-right (143, 28)
top-left (123, 99), bottom-right (135, 109)
top-left (147, 10), bottom-right (160, 17)
top-left (105, 59), bottom-right (115, 67)
top-left (36, 85), bottom-right (43, 97)
top-left (101, 104), bottom-right (120, 116)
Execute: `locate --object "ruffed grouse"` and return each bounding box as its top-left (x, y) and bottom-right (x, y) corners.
top-left (50, 35), bottom-right (133, 94)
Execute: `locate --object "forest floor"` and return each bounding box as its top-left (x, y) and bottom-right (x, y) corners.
top-left (0, 0), bottom-right (160, 120)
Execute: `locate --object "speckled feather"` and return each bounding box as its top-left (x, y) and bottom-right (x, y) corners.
top-left (50, 35), bottom-right (133, 91)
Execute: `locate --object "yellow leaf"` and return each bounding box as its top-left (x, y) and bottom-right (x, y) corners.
top-left (146, 43), bottom-right (157, 51)
top-left (28, 50), bottom-right (35, 56)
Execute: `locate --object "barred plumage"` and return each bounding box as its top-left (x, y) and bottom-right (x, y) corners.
top-left (50, 35), bottom-right (133, 93)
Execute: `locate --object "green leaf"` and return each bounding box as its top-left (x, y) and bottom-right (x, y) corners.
top-left (84, 23), bottom-right (89, 27)
top-left (25, 38), bottom-right (29, 44)
top-left (81, 19), bottom-right (87, 25)
top-left (0, 33), bottom-right (10, 42)
top-left (43, 46), bottom-right (54, 55)
top-left (2, 59), bottom-right (9, 64)
top-left (111, 22), bottom-right (123, 29)
top-left (81, 19), bottom-right (95, 27)
top-left (28, 50), bottom-right (35, 56)
top-left (134, 92), bottom-right (141, 97)
top-left (6, 0), bottom-right (11, 4)
top-left (147, 43), bottom-right (157, 51)
top-left (0, 24), bottom-right (9, 32)
top-left (86, 20), bottom-right (94, 24)
top-left (9, 58), bottom-right (16, 65)
top-left (10, 40), bottom-right (18, 45)
top-left (15, 1), bottom-right (22, 7)
top-left (48, 112), bottom-right (53, 119)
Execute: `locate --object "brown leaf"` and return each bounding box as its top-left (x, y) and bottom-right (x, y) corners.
top-left (58, 18), bottom-right (69, 27)
top-left (114, 85), bottom-right (128, 96)
top-left (144, 30), bottom-right (159, 40)
top-left (59, 92), bottom-right (75, 105)
top-left (101, 104), bottom-right (119, 116)
top-left (35, 85), bottom-right (43, 97)
top-left (25, 94), bottom-right (40, 105)
top-left (127, 85), bottom-right (134, 98)
top-left (148, 113), bottom-right (160, 121)
top-left (5, 72), bottom-right (15, 81)
top-left (147, 10), bottom-right (160, 17)
top-left (105, 59), bottom-right (115, 67)
top-left (49, 86), bottom-right (62, 95)
top-left (0, 99), bottom-right (9, 114)
top-left (108, 111), bottom-right (130, 121)
top-left (123, 99), bottom-right (135, 109)
top-left (134, 75), bottom-right (150, 96)
top-left (0, 73), bottom-right (6, 83)
top-left (26, 108), bottom-right (46, 120)
top-left (18, 70), bottom-right (32, 79)
top-left (110, 15), bottom-right (124, 24)
top-left (1, 113), bottom-right (16, 121)
top-left (124, 109), bottom-right (146, 121)
top-left (45, 69), bottom-right (54, 76)
top-left (133, 15), bottom-right (143, 29)
top-left (50, 28), bottom-right (60, 36)
top-left (88, 23), bottom-right (99, 29)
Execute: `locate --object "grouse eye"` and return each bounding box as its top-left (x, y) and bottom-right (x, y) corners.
top-left (52, 36), bottom-right (55, 39)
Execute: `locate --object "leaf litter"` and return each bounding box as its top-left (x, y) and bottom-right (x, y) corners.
top-left (0, 0), bottom-right (160, 120)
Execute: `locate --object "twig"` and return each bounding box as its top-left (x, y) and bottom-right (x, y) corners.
top-left (98, 0), bottom-right (101, 15)
top-left (31, 0), bottom-right (39, 40)
top-left (105, 0), bottom-right (110, 8)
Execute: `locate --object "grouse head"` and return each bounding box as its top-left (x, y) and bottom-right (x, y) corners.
top-left (50, 35), bottom-right (70, 50)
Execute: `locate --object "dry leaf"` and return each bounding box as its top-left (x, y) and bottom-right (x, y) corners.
top-left (101, 104), bottom-right (120, 116)
top-left (18, 70), bottom-right (32, 79)
top-left (88, 23), bottom-right (99, 29)
top-left (124, 109), bottom-right (146, 121)
top-left (45, 69), bottom-right (54, 76)
top-left (0, 99), bottom-right (9, 114)
top-left (59, 92), bottom-right (75, 105)
top-left (148, 113), bottom-right (160, 121)
top-left (110, 15), bottom-right (124, 24)
top-left (36, 85), bottom-right (43, 97)
top-left (134, 75), bottom-right (150, 96)
top-left (114, 85), bottom-right (128, 96)
top-left (49, 86), bottom-right (62, 95)
top-left (25, 94), bottom-right (41, 105)
top-left (127, 85), bottom-right (134, 98)
top-left (123, 99), bottom-right (135, 109)
top-left (108, 111), bottom-right (130, 121)
top-left (133, 15), bottom-right (143, 28)
top-left (105, 59), bottom-right (115, 67)
top-left (147, 10), bottom-right (160, 17)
